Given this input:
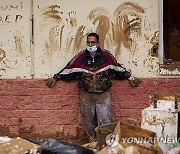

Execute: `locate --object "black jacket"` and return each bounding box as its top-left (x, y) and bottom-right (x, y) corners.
top-left (54, 47), bottom-right (131, 93)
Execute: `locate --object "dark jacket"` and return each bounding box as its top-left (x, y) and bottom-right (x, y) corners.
top-left (53, 47), bottom-right (131, 93)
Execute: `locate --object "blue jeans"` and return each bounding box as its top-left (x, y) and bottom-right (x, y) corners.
top-left (79, 90), bottom-right (111, 141)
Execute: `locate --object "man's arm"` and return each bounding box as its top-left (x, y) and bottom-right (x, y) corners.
top-left (110, 68), bottom-right (140, 87)
top-left (127, 76), bottom-right (140, 87)
top-left (104, 50), bottom-right (140, 87)
top-left (46, 51), bottom-right (84, 88)
top-left (46, 71), bottom-right (81, 88)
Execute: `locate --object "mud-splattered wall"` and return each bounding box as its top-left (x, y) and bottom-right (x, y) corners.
top-left (0, 0), bottom-right (32, 79)
top-left (0, 0), bottom-right (179, 143)
top-left (33, 0), bottom-right (159, 78)
top-left (0, 0), bottom-right (159, 78)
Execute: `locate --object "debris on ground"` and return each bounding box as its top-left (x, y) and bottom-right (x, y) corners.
top-left (0, 120), bottom-right (179, 154)
top-left (0, 137), bottom-right (41, 154)
top-left (28, 138), bottom-right (94, 154)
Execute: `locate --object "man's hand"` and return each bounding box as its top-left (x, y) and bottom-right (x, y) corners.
top-left (46, 78), bottom-right (56, 88)
top-left (128, 76), bottom-right (140, 87)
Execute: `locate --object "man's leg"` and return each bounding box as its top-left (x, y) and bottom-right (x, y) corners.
top-left (95, 91), bottom-right (111, 126)
top-left (79, 90), bottom-right (97, 141)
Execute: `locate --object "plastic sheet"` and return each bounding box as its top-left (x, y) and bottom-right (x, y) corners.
top-left (28, 138), bottom-right (94, 154)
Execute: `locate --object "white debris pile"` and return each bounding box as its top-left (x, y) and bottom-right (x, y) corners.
top-left (0, 137), bottom-right (41, 154)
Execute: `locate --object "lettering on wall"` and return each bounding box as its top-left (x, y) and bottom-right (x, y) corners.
top-left (0, 2), bottom-right (23, 24)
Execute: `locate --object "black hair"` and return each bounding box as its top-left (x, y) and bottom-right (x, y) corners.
top-left (87, 33), bottom-right (99, 42)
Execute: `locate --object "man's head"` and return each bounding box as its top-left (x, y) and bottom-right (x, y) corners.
top-left (87, 33), bottom-right (99, 43)
top-left (86, 33), bottom-right (99, 53)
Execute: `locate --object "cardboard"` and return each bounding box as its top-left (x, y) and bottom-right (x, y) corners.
top-left (0, 137), bottom-right (41, 154)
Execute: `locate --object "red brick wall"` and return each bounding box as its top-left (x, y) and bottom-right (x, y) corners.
top-left (0, 78), bottom-right (179, 141)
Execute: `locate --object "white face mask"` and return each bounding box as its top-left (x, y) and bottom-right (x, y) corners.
top-left (86, 45), bottom-right (97, 53)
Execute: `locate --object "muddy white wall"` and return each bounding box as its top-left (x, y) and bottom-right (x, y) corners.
top-left (0, 0), bottom-right (159, 79)
top-left (0, 0), bottom-right (32, 79)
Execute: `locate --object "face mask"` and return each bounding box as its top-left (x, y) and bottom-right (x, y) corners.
top-left (86, 45), bottom-right (97, 53)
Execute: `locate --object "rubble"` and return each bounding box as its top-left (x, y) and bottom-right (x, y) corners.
top-left (0, 137), bottom-right (41, 154)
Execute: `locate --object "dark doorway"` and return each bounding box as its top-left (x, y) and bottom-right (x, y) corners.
top-left (163, 0), bottom-right (180, 62)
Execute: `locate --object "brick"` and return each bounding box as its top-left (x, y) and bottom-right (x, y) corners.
top-left (0, 78), bottom-right (179, 140)
top-left (113, 109), bottom-right (142, 118)
top-left (0, 125), bottom-right (10, 136)
top-left (63, 125), bottom-right (78, 139)
top-left (112, 100), bottom-right (148, 109)
top-left (8, 126), bottom-right (19, 136)
top-left (0, 96), bottom-right (17, 110)
top-left (67, 110), bottom-right (81, 125)
top-left (0, 118), bottom-right (10, 125)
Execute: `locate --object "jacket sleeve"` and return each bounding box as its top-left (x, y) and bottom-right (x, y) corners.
top-left (53, 71), bottom-right (81, 82)
top-left (109, 65), bottom-right (131, 80)
top-left (53, 51), bottom-right (84, 82)
top-left (105, 50), bottom-right (131, 80)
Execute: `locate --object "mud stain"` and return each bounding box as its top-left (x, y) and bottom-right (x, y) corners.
top-left (73, 25), bottom-right (86, 52)
top-left (41, 2), bottom-right (147, 59)
top-left (88, 8), bottom-right (110, 48)
top-left (0, 49), bottom-right (6, 62)
top-left (0, 125), bottom-right (9, 136)
top-left (143, 114), bottom-right (177, 135)
top-left (150, 43), bottom-right (158, 57)
top-left (150, 93), bottom-right (180, 101)
top-left (45, 26), bottom-right (65, 55)
top-left (113, 2), bottom-right (144, 57)
top-left (149, 31), bottom-right (159, 57)
top-left (42, 5), bottom-right (64, 56)
top-left (150, 31), bottom-right (159, 45)
top-left (42, 5), bottom-right (63, 22)
top-left (14, 31), bottom-right (24, 55)
top-left (59, 25), bottom-right (65, 49)
top-left (65, 11), bottom-right (79, 51)
top-left (68, 11), bottom-right (77, 27)
top-left (66, 36), bottom-right (74, 51)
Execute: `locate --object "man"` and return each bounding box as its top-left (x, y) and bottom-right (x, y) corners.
top-left (46, 32), bottom-right (140, 142)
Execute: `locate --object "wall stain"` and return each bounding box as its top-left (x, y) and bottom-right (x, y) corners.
top-left (88, 8), bottom-right (110, 48)
top-left (45, 25), bottom-right (65, 56)
top-left (150, 93), bottom-right (180, 102)
top-left (0, 125), bottom-right (9, 136)
top-left (150, 31), bottom-right (159, 45)
top-left (144, 55), bottom-right (157, 71)
top-left (42, 2), bottom-right (147, 59)
top-left (42, 5), bottom-right (66, 55)
top-left (65, 11), bottom-right (85, 52)
top-left (42, 5), bottom-right (63, 22)
top-left (68, 11), bottom-right (77, 27)
top-left (0, 49), bottom-right (6, 62)
top-left (149, 31), bottom-right (159, 57)
top-left (66, 35), bottom-right (74, 51)
top-left (132, 60), bottom-right (138, 66)
top-left (19, 125), bottom-right (35, 138)
top-left (73, 25), bottom-right (86, 51)
top-left (46, 27), bottom-right (62, 55)
top-left (59, 25), bottom-right (65, 49)
top-left (150, 43), bottom-right (158, 57)
top-left (14, 31), bottom-right (24, 55)
top-left (143, 112), bottom-right (177, 126)
top-left (113, 2), bottom-right (144, 57)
